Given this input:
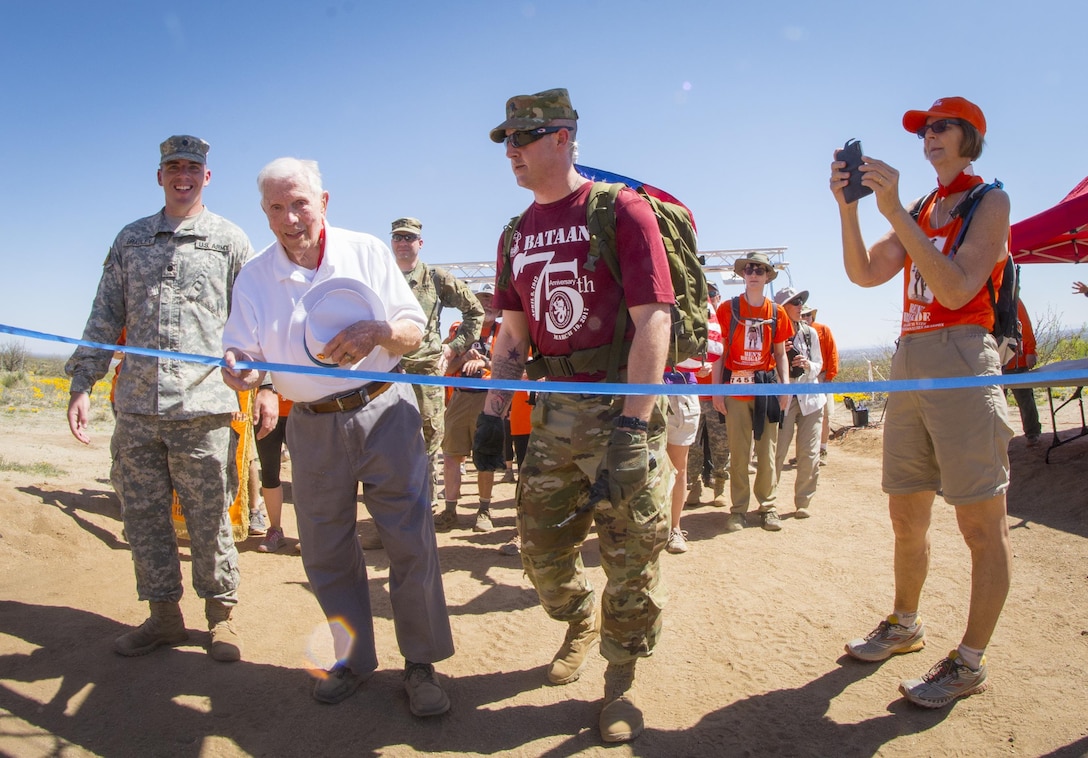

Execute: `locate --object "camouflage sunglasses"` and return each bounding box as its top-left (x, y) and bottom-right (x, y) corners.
top-left (504, 126), bottom-right (569, 148)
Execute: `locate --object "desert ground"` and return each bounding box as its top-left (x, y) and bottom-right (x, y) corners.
top-left (1, 399), bottom-right (1086, 757)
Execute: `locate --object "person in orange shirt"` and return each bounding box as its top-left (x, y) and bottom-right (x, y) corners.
top-left (1002, 300), bottom-right (1040, 443)
top-left (711, 252), bottom-right (792, 532)
top-left (800, 304), bottom-right (839, 463)
top-left (253, 391), bottom-right (294, 552)
top-left (831, 96), bottom-right (1013, 708)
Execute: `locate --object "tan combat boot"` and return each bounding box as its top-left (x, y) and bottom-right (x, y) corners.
top-left (684, 478), bottom-right (703, 506)
top-left (205, 599), bottom-right (242, 662)
top-left (712, 476), bottom-right (728, 506)
top-left (547, 613), bottom-right (599, 685)
top-left (114, 601), bottom-right (188, 656)
top-left (600, 661), bottom-right (642, 743)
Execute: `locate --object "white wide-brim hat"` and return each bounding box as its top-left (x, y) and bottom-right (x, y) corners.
top-left (297, 277), bottom-right (387, 369)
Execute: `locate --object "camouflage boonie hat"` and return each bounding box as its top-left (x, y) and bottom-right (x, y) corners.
top-left (391, 217), bottom-right (422, 235)
top-left (159, 135), bottom-right (209, 164)
top-left (489, 88), bottom-right (578, 143)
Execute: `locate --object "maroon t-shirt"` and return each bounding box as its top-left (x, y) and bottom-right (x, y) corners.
top-left (494, 182), bottom-right (673, 382)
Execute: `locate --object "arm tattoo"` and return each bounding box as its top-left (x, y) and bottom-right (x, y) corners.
top-left (485, 345), bottom-right (526, 417)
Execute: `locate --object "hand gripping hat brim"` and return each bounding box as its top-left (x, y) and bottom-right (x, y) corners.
top-left (489, 88), bottom-right (578, 143)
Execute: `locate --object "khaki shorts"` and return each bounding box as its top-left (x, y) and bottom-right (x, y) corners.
top-left (442, 389), bottom-right (487, 457)
top-left (666, 393), bottom-right (700, 447)
top-left (882, 325), bottom-right (1013, 505)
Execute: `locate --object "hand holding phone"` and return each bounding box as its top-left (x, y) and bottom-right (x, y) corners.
top-left (835, 139), bottom-right (873, 204)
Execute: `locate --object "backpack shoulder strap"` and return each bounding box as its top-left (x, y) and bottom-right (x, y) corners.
top-left (498, 213), bottom-right (523, 290)
top-left (908, 189), bottom-right (939, 221)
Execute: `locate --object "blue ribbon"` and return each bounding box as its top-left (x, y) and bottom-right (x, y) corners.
top-left (5, 323), bottom-right (1087, 397)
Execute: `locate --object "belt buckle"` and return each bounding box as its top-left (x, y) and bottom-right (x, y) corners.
top-left (336, 389), bottom-right (366, 411)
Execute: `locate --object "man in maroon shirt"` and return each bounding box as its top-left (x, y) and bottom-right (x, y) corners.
top-left (472, 88), bottom-right (673, 744)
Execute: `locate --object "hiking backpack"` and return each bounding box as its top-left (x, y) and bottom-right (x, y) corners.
top-left (499, 181), bottom-right (708, 381)
top-left (908, 179), bottom-right (1021, 364)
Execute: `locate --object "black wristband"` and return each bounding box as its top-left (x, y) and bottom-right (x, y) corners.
top-left (258, 383), bottom-right (275, 392)
top-left (616, 415), bottom-right (649, 432)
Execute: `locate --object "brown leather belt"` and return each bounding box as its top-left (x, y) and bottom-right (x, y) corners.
top-left (297, 381), bottom-right (393, 414)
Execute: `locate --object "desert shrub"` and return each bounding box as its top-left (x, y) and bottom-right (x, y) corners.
top-left (0, 340), bottom-right (28, 372)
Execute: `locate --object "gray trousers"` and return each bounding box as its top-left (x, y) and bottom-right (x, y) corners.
top-left (113, 412), bottom-right (239, 604)
top-left (288, 382), bottom-right (454, 673)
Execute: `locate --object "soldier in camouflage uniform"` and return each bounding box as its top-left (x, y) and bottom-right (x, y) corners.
top-left (391, 217), bottom-right (483, 510)
top-left (66, 135), bottom-right (254, 663)
top-left (472, 88), bottom-right (672, 744)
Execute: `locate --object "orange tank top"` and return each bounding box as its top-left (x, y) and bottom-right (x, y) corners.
top-left (901, 196), bottom-right (1005, 335)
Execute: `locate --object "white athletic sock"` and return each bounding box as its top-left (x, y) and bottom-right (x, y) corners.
top-left (957, 643), bottom-right (985, 670)
top-left (892, 611), bottom-right (919, 629)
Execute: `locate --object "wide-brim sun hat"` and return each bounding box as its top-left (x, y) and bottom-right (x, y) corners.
top-left (773, 287), bottom-right (809, 307)
top-left (295, 277), bottom-right (387, 370)
top-left (733, 252), bottom-right (778, 281)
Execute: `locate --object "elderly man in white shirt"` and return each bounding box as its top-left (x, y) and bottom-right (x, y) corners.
top-left (772, 287), bottom-right (824, 520)
top-left (222, 157), bottom-right (453, 717)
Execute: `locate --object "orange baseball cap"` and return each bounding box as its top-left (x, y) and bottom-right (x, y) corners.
top-left (902, 97), bottom-right (986, 137)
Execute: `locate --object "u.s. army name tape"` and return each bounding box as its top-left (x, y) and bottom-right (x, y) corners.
top-left (4, 323), bottom-right (1086, 397)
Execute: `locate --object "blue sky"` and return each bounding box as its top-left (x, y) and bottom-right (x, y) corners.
top-left (2, 0), bottom-right (1086, 357)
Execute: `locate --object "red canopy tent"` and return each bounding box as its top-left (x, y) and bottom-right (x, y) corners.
top-left (1010, 176), bottom-right (1088, 264)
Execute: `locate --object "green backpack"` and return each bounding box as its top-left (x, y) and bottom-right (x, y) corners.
top-left (499, 181), bottom-right (709, 382)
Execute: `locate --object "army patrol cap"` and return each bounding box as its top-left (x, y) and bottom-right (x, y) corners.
top-left (489, 88), bottom-right (578, 143)
top-left (391, 217), bottom-right (422, 235)
top-left (160, 135), bottom-right (210, 164)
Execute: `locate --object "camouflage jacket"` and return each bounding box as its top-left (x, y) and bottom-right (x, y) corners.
top-left (399, 260), bottom-right (483, 375)
top-left (65, 208), bottom-right (253, 418)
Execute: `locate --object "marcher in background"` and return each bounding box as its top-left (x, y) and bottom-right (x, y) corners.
top-left (474, 87), bottom-right (672, 743)
top-left (66, 135), bottom-right (252, 663)
top-left (254, 392), bottom-right (294, 553)
top-left (392, 217), bottom-right (484, 507)
top-left (831, 96), bottom-right (1013, 708)
top-left (685, 281), bottom-right (728, 506)
top-left (222, 157), bottom-right (453, 716)
top-left (1002, 300), bottom-right (1040, 445)
top-left (439, 282), bottom-right (501, 532)
top-left (664, 367), bottom-right (700, 554)
top-left (801, 303), bottom-right (839, 463)
top-left (772, 287), bottom-right (824, 520)
top-left (711, 252), bottom-right (792, 533)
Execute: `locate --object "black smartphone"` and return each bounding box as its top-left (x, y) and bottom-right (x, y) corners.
top-left (835, 138), bottom-right (873, 204)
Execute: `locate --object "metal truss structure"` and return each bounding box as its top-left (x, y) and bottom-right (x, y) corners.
top-left (438, 247), bottom-right (791, 289)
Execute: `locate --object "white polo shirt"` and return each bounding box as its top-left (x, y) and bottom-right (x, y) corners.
top-left (223, 225), bottom-right (426, 403)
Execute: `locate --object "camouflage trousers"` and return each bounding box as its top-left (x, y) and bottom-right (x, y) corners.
top-left (517, 392), bottom-right (669, 665)
top-left (686, 398), bottom-right (729, 484)
top-left (113, 412), bottom-right (240, 605)
top-left (411, 382), bottom-right (445, 501)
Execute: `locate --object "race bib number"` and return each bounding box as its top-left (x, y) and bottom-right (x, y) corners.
top-left (730, 370), bottom-right (755, 385)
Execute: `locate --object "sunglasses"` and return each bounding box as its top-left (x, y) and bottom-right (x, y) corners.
top-left (916, 118), bottom-right (963, 139)
top-left (743, 263), bottom-right (768, 275)
top-left (391, 233), bottom-right (419, 242)
top-left (505, 126), bottom-right (568, 148)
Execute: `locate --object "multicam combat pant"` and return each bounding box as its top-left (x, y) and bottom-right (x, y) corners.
top-left (686, 398), bottom-right (729, 485)
top-left (113, 412), bottom-right (240, 604)
top-left (517, 392), bottom-right (669, 664)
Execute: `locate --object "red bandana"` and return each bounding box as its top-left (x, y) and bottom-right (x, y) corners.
top-left (936, 170), bottom-right (983, 198)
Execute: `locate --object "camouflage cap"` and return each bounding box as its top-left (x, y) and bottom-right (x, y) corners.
top-left (489, 88), bottom-right (578, 143)
top-left (391, 217), bottom-right (422, 235)
top-left (159, 135), bottom-right (209, 164)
